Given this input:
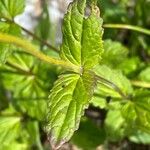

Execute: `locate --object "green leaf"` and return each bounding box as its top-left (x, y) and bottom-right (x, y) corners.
top-left (117, 57), bottom-right (141, 76)
top-left (0, 52), bottom-right (48, 120)
top-left (102, 39), bottom-right (128, 68)
top-left (25, 121), bottom-right (43, 150)
top-left (121, 101), bottom-right (137, 126)
top-left (0, 0), bottom-right (25, 19)
top-left (71, 118), bottom-right (106, 150)
top-left (2, 142), bottom-right (28, 150)
top-left (122, 90), bottom-right (150, 134)
top-left (129, 130), bottom-right (150, 144)
top-left (46, 71), bottom-right (96, 148)
top-left (0, 116), bottom-right (21, 146)
top-left (91, 96), bottom-right (107, 109)
top-left (94, 65), bottom-right (133, 98)
top-left (60, 0), bottom-right (103, 69)
top-left (0, 22), bottom-right (21, 64)
top-left (105, 110), bottom-right (126, 142)
top-left (15, 99), bottom-right (47, 121)
top-left (138, 67), bottom-right (150, 82)
top-left (46, 0), bottom-right (103, 147)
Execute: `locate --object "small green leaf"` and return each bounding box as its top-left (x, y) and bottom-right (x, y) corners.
top-left (0, 116), bottom-right (21, 145)
top-left (117, 57), bottom-right (141, 76)
top-left (46, 71), bottom-right (96, 148)
top-left (138, 67), bottom-right (150, 82)
top-left (122, 90), bottom-right (150, 134)
top-left (105, 110), bottom-right (126, 142)
top-left (129, 131), bottom-right (150, 144)
top-left (91, 96), bottom-right (107, 109)
top-left (94, 65), bottom-right (133, 98)
top-left (0, 0), bottom-right (25, 19)
top-left (121, 101), bottom-right (137, 125)
top-left (102, 39), bottom-right (128, 68)
top-left (60, 0), bottom-right (103, 69)
top-left (0, 22), bottom-right (21, 64)
top-left (25, 121), bottom-right (43, 150)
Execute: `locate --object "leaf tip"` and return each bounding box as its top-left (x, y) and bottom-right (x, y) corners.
top-left (47, 133), bottom-right (66, 150)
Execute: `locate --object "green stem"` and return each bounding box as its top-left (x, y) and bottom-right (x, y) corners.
top-left (131, 80), bottom-right (150, 88)
top-left (103, 24), bottom-right (150, 36)
top-left (0, 32), bottom-right (80, 73)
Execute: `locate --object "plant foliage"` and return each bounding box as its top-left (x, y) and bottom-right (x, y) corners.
top-left (0, 0), bottom-right (150, 149)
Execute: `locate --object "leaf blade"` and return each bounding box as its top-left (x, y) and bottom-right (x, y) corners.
top-left (81, 6), bottom-right (103, 69)
top-left (0, 0), bottom-right (25, 19)
top-left (60, 0), bottom-right (103, 69)
top-left (46, 71), bottom-right (96, 148)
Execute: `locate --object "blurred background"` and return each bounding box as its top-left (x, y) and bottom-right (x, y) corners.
top-left (0, 0), bottom-right (150, 150)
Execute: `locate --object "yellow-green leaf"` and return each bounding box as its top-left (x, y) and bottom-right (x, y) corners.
top-left (60, 0), bottom-right (103, 69)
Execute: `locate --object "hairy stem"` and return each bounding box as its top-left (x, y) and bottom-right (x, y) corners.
top-left (0, 32), bottom-right (79, 73)
top-left (103, 24), bottom-right (150, 36)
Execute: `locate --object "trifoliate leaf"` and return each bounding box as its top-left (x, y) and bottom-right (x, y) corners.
top-left (60, 0), bottom-right (103, 69)
top-left (0, 0), bottom-right (25, 19)
top-left (46, 71), bottom-right (96, 149)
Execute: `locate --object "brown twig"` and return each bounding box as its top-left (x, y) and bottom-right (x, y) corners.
top-left (20, 26), bottom-right (59, 53)
top-left (3, 18), bottom-right (60, 53)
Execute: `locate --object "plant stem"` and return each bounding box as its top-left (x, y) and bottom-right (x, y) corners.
top-left (103, 24), bottom-right (150, 36)
top-left (0, 32), bottom-right (80, 73)
top-left (4, 18), bottom-right (59, 53)
top-left (20, 26), bottom-right (59, 53)
top-left (131, 80), bottom-right (150, 88)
